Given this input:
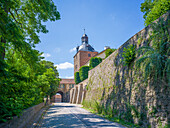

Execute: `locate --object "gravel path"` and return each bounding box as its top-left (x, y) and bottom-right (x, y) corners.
top-left (40, 103), bottom-right (126, 128)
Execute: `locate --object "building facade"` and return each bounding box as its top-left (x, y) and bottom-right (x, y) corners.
top-left (51, 79), bottom-right (75, 102)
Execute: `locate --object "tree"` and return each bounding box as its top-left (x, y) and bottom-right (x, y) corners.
top-left (0, 48), bottom-right (43, 122)
top-left (79, 66), bottom-right (90, 81)
top-left (105, 48), bottom-right (116, 58)
top-left (141, 0), bottom-right (170, 26)
top-left (89, 57), bottom-right (102, 70)
top-left (74, 72), bottom-right (81, 84)
top-left (40, 61), bottom-right (60, 97)
top-left (0, 48), bottom-right (60, 122)
top-left (0, 0), bottom-right (60, 122)
top-left (0, 0), bottom-right (60, 65)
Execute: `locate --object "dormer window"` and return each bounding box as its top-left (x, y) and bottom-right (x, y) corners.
top-left (88, 54), bottom-right (91, 57)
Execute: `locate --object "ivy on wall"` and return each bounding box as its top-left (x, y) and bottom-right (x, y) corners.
top-left (136, 19), bottom-right (170, 82)
top-left (122, 44), bottom-right (136, 67)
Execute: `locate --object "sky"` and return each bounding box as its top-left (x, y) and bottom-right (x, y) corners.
top-left (36, 0), bottom-right (145, 79)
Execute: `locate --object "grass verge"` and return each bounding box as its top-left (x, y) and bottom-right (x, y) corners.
top-left (82, 106), bottom-right (140, 128)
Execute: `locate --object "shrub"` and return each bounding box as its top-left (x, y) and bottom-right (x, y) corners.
top-left (89, 57), bottom-right (102, 70)
top-left (79, 66), bottom-right (89, 81)
top-left (105, 48), bottom-right (116, 58)
top-left (74, 72), bottom-right (81, 84)
top-left (122, 44), bottom-right (136, 67)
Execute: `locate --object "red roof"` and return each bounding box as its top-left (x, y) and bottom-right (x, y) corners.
top-left (60, 79), bottom-right (75, 84)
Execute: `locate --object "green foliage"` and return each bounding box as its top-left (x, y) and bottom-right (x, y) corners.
top-left (105, 48), bottom-right (116, 58)
top-left (0, 0), bottom-right (60, 66)
top-left (0, 48), bottom-right (60, 122)
top-left (122, 44), bottom-right (136, 67)
top-left (74, 72), bottom-right (81, 84)
top-left (136, 19), bottom-right (170, 82)
top-left (141, 0), bottom-right (170, 26)
top-left (89, 57), bottom-right (102, 70)
top-left (0, 0), bottom-right (60, 122)
top-left (82, 100), bottom-right (140, 128)
top-left (94, 101), bottom-right (103, 114)
top-left (79, 66), bottom-right (90, 81)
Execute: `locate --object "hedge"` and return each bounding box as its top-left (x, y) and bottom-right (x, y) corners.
top-left (74, 72), bottom-right (81, 84)
top-left (79, 66), bottom-right (89, 81)
top-left (89, 57), bottom-right (102, 70)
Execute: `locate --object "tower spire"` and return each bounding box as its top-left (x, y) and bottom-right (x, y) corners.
top-left (81, 30), bottom-right (88, 44)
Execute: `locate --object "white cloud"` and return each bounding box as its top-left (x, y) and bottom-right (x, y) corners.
top-left (55, 62), bottom-right (74, 70)
top-left (65, 76), bottom-right (74, 79)
top-left (41, 53), bottom-right (51, 58)
top-left (69, 47), bottom-right (76, 53)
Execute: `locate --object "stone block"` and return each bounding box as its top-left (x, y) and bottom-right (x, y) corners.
top-left (76, 84), bottom-right (83, 104)
top-left (72, 86), bottom-right (78, 104)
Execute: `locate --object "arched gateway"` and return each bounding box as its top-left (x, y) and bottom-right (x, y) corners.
top-left (51, 79), bottom-right (75, 103)
top-left (55, 91), bottom-right (63, 102)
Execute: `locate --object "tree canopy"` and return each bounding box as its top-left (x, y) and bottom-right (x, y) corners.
top-left (141, 0), bottom-right (170, 26)
top-left (0, 0), bottom-right (60, 122)
top-left (0, 0), bottom-right (60, 63)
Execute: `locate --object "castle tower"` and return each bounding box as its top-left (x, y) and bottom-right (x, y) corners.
top-left (74, 33), bottom-right (98, 74)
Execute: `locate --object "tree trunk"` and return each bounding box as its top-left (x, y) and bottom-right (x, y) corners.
top-left (0, 38), bottom-right (6, 60)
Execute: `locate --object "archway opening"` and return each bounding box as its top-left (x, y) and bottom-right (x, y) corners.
top-left (55, 93), bottom-right (61, 103)
top-left (55, 91), bottom-right (63, 102)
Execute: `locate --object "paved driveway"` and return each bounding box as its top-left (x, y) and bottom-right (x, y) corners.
top-left (40, 103), bottom-right (126, 128)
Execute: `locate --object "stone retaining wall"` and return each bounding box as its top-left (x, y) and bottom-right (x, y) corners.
top-left (70, 79), bottom-right (88, 104)
top-left (0, 103), bottom-right (45, 128)
top-left (84, 12), bottom-right (169, 127)
top-left (70, 11), bottom-right (169, 127)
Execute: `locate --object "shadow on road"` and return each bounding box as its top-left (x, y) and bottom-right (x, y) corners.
top-left (40, 103), bottom-right (125, 128)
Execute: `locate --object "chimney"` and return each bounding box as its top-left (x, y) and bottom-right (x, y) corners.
top-left (76, 46), bottom-right (79, 52)
top-left (104, 46), bottom-right (110, 50)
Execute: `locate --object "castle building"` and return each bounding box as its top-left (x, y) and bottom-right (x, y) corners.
top-left (74, 33), bottom-right (98, 73)
top-left (51, 33), bottom-right (110, 103)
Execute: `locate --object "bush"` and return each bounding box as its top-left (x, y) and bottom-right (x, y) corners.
top-left (79, 66), bottom-right (89, 81)
top-left (89, 57), bottom-right (102, 70)
top-left (122, 44), bottom-right (136, 67)
top-left (141, 0), bottom-right (170, 26)
top-left (74, 72), bottom-right (81, 84)
top-left (105, 48), bottom-right (116, 58)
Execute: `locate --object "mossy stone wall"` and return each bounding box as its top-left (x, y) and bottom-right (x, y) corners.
top-left (84, 12), bottom-right (169, 127)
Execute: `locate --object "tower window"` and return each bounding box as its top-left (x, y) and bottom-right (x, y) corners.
top-left (69, 84), bottom-right (74, 89)
top-left (88, 54), bottom-right (91, 57)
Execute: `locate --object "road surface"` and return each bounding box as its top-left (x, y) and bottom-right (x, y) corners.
top-left (40, 103), bottom-right (126, 128)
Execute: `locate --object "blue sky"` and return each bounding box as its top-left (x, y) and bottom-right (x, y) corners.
top-left (36, 0), bottom-right (145, 79)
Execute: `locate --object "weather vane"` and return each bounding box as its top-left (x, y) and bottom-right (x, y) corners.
top-left (83, 28), bottom-right (85, 34)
